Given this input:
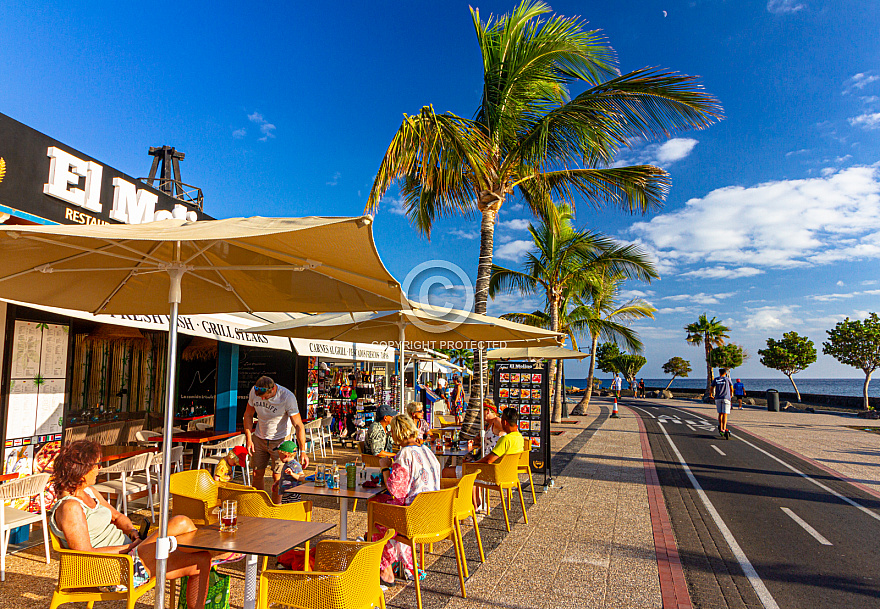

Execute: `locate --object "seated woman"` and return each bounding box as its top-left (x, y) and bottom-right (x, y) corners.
top-left (405, 401), bottom-right (434, 441)
top-left (440, 399), bottom-right (505, 480)
top-left (369, 414), bottom-right (441, 587)
top-left (49, 440), bottom-right (213, 609)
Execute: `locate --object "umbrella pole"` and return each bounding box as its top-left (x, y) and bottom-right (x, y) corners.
top-left (398, 322), bottom-right (406, 413)
top-left (154, 263), bottom-right (184, 609)
top-left (478, 346), bottom-right (484, 456)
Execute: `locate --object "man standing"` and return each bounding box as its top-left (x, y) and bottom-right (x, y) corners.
top-left (243, 376), bottom-right (309, 494)
top-left (611, 374), bottom-right (622, 400)
top-left (711, 368), bottom-right (733, 440)
top-left (365, 404), bottom-right (396, 457)
top-left (733, 378), bottom-right (746, 409)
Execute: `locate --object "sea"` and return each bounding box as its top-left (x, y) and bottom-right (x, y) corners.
top-left (566, 378), bottom-right (879, 398)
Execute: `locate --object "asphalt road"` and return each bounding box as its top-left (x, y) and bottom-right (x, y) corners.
top-left (628, 399), bottom-right (880, 609)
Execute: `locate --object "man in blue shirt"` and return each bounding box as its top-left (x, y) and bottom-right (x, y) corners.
top-left (711, 368), bottom-right (733, 440)
top-left (733, 379), bottom-right (746, 410)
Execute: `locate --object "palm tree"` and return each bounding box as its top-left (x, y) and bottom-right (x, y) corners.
top-left (366, 1), bottom-right (722, 438)
top-left (490, 203), bottom-right (656, 421)
top-left (571, 272), bottom-right (656, 414)
top-left (685, 314), bottom-right (730, 396)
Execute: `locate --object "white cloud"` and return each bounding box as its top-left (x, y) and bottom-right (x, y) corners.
top-left (487, 292), bottom-right (541, 316)
top-left (498, 218), bottom-right (531, 230)
top-left (619, 289), bottom-right (654, 300)
top-left (232, 128), bottom-right (247, 139)
top-left (843, 72), bottom-right (880, 94)
top-left (383, 197), bottom-right (407, 216)
top-left (326, 172), bottom-right (341, 186)
top-left (450, 228), bottom-right (479, 240)
top-left (656, 306), bottom-right (693, 314)
top-left (836, 280), bottom-right (845, 286)
top-left (630, 165), bottom-right (880, 272)
top-left (612, 137), bottom-right (699, 168)
top-left (495, 240), bottom-right (533, 262)
top-left (849, 112), bottom-right (880, 130)
top-left (786, 148), bottom-right (811, 157)
top-left (247, 111), bottom-right (277, 141)
top-left (767, 0), bottom-right (805, 15)
top-left (809, 288), bottom-right (880, 302)
top-left (655, 138), bottom-right (699, 163)
top-left (664, 292), bottom-right (736, 305)
top-left (744, 305), bottom-right (801, 331)
top-left (678, 266), bottom-right (763, 279)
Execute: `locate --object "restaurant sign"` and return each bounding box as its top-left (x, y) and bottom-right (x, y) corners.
top-left (0, 111), bottom-right (204, 225)
top-left (289, 338), bottom-right (394, 363)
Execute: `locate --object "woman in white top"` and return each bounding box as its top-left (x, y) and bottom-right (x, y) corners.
top-left (482, 399), bottom-right (505, 453)
top-left (50, 440), bottom-right (213, 608)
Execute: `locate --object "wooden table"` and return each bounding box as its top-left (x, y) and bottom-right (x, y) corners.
top-left (293, 479), bottom-right (386, 541)
top-left (436, 449), bottom-right (471, 468)
top-left (101, 445), bottom-right (157, 462)
top-left (170, 431), bottom-right (239, 470)
top-left (176, 516), bottom-right (333, 609)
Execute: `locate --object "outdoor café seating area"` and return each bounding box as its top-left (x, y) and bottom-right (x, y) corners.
top-left (0, 433), bottom-right (537, 609)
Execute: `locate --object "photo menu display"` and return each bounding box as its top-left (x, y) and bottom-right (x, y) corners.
top-left (493, 360), bottom-right (550, 480)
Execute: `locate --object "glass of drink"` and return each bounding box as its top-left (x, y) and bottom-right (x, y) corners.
top-left (220, 500), bottom-right (238, 533)
top-left (315, 465), bottom-right (326, 487)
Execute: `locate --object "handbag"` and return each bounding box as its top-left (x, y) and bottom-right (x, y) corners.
top-left (177, 567), bottom-right (231, 609)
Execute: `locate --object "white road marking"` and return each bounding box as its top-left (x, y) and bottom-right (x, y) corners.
top-left (781, 507), bottom-right (832, 546)
top-left (670, 407), bottom-right (880, 524)
top-left (711, 444), bottom-right (726, 456)
top-left (658, 422), bottom-right (780, 609)
top-left (629, 405), bottom-right (655, 418)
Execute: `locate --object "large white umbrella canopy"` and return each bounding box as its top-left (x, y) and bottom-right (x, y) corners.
top-left (487, 346), bottom-right (589, 360)
top-left (0, 216), bottom-right (404, 609)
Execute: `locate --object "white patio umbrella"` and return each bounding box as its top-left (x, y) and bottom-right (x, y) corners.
top-left (487, 345), bottom-right (588, 360)
top-left (0, 216), bottom-right (404, 609)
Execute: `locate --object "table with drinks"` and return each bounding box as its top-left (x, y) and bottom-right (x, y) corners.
top-left (429, 429), bottom-right (475, 467)
top-left (176, 501), bottom-right (333, 609)
top-left (292, 461), bottom-right (386, 540)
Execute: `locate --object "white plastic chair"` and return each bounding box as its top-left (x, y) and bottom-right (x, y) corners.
top-left (198, 434), bottom-right (250, 484)
top-left (1, 473), bottom-right (51, 581)
top-left (128, 446), bottom-right (183, 509)
top-left (91, 452), bottom-right (155, 521)
top-left (135, 429), bottom-right (162, 446)
top-left (321, 416), bottom-right (335, 455)
top-left (194, 421), bottom-right (213, 431)
top-left (303, 419), bottom-right (325, 459)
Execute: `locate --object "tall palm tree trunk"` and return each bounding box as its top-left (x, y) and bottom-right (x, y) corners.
top-left (549, 297), bottom-right (563, 423)
top-left (462, 205), bottom-right (498, 440)
top-left (572, 334), bottom-right (599, 415)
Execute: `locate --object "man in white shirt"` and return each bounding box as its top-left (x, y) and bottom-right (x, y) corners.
top-left (243, 376), bottom-right (309, 493)
top-left (611, 374), bottom-right (622, 399)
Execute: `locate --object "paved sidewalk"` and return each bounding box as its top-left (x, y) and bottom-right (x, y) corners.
top-left (663, 398), bottom-right (880, 493)
top-left (441, 404), bottom-right (663, 609)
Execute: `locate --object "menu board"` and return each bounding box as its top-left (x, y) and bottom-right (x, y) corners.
top-left (4, 321), bottom-right (68, 442)
top-left (493, 360), bottom-right (550, 481)
top-left (236, 345), bottom-right (296, 420)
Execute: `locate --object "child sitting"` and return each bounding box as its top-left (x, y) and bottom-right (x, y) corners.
top-left (213, 445), bottom-right (249, 483)
top-left (272, 440), bottom-right (305, 504)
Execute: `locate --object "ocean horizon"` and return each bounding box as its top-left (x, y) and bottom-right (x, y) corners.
top-left (566, 377), bottom-right (879, 398)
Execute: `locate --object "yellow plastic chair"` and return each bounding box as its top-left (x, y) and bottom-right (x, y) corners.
top-left (170, 469), bottom-right (221, 525)
top-left (440, 471), bottom-right (485, 577)
top-left (258, 528), bottom-right (394, 609)
top-left (518, 439), bottom-right (536, 503)
top-left (463, 453), bottom-right (528, 532)
top-left (367, 486), bottom-right (466, 609)
top-left (47, 528), bottom-right (155, 609)
top-left (436, 415), bottom-right (457, 428)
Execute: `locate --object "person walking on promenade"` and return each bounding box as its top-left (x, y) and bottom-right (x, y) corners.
top-left (450, 375), bottom-right (466, 423)
top-left (712, 368), bottom-right (733, 440)
top-left (611, 374), bottom-right (622, 400)
top-left (243, 376), bottom-right (309, 494)
top-left (638, 378), bottom-right (646, 398)
top-left (733, 378), bottom-right (746, 409)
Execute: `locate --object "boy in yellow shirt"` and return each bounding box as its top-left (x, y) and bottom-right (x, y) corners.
top-left (213, 445), bottom-right (249, 483)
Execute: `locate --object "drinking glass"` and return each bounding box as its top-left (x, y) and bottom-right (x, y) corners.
top-left (220, 500), bottom-right (238, 533)
top-left (315, 464), bottom-right (326, 487)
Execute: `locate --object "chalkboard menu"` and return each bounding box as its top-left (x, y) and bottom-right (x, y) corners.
top-left (236, 346), bottom-right (296, 420)
top-left (493, 360), bottom-right (550, 482)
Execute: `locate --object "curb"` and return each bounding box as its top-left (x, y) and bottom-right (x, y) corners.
top-left (625, 405), bottom-right (693, 609)
top-left (674, 404), bottom-right (880, 501)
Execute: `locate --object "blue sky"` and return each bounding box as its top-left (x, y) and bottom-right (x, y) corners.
top-left (2, 0), bottom-right (879, 379)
